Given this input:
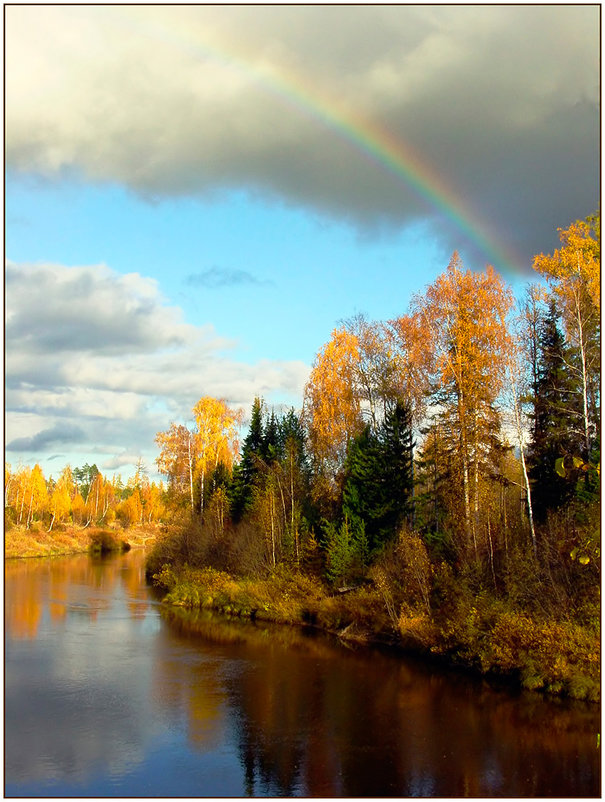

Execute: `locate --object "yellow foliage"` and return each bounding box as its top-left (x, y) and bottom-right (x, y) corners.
top-left (533, 217), bottom-right (600, 313)
top-left (303, 326), bottom-right (363, 471)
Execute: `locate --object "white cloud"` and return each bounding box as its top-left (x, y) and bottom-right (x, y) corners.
top-left (5, 260), bottom-right (195, 355)
top-left (5, 260), bottom-right (310, 475)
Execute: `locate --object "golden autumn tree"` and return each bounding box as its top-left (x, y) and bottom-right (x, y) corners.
top-left (84, 472), bottom-right (110, 525)
top-left (532, 214), bottom-right (600, 458)
top-left (303, 326), bottom-right (363, 479)
top-left (118, 492), bottom-right (142, 527)
top-left (139, 480), bottom-right (165, 523)
top-left (386, 310), bottom-right (435, 423)
top-left (70, 491), bottom-right (86, 525)
top-left (304, 316), bottom-right (417, 495)
top-left (9, 464), bottom-right (31, 525)
top-left (192, 396), bottom-right (242, 517)
top-left (48, 470), bottom-right (72, 531)
top-left (5, 463), bottom-right (13, 510)
top-left (157, 398), bottom-right (242, 518)
top-left (24, 464), bottom-right (48, 528)
top-left (410, 254), bottom-right (514, 558)
top-left (155, 423), bottom-right (196, 511)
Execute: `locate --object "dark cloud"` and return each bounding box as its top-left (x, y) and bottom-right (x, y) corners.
top-left (185, 267), bottom-right (273, 289)
top-left (7, 423), bottom-right (86, 453)
top-left (5, 5), bottom-right (599, 273)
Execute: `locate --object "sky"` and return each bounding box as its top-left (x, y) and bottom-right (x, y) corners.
top-left (4, 3), bottom-right (600, 481)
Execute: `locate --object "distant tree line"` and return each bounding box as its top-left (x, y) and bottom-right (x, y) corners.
top-left (5, 460), bottom-right (166, 530)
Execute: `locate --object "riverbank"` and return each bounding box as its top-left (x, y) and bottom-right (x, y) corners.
top-left (4, 523), bottom-right (162, 559)
top-left (151, 562), bottom-right (600, 703)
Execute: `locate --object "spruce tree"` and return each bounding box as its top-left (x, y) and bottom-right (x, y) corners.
top-left (342, 424), bottom-right (380, 545)
top-left (231, 397), bottom-right (265, 521)
top-left (414, 419), bottom-right (452, 544)
top-left (263, 410), bottom-right (281, 462)
top-left (529, 301), bottom-right (583, 522)
top-left (279, 408), bottom-right (309, 474)
top-left (377, 399), bottom-right (414, 534)
top-left (342, 399), bottom-right (414, 553)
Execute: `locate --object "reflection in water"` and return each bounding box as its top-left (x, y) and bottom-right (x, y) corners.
top-left (5, 553), bottom-right (126, 638)
top-left (161, 605), bottom-right (600, 798)
top-left (5, 551), bottom-right (164, 794)
top-left (5, 551), bottom-right (600, 798)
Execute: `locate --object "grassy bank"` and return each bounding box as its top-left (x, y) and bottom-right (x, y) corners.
top-left (151, 562), bottom-right (600, 702)
top-left (152, 563), bottom-right (394, 642)
top-left (5, 523), bottom-right (161, 559)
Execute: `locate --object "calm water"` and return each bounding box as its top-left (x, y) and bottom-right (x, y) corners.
top-left (4, 549), bottom-right (600, 797)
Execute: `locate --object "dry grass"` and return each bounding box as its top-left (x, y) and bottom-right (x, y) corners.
top-left (4, 523), bottom-right (162, 559)
top-left (153, 563), bottom-right (396, 643)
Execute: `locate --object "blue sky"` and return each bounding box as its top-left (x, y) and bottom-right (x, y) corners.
top-left (5, 5), bottom-right (599, 480)
top-left (6, 176), bottom-right (448, 365)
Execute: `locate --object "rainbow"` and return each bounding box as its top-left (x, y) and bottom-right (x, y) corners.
top-left (113, 7), bottom-right (524, 276)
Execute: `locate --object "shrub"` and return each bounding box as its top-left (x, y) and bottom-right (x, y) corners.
top-left (370, 527), bottom-right (433, 625)
top-left (88, 528), bottom-right (127, 554)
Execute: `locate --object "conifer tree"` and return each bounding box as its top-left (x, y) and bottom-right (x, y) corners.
top-left (378, 399), bottom-right (415, 531)
top-left (231, 397), bottom-right (265, 521)
top-left (325, 516), bottom-right (367, 585)
top-left (342, 399), bottom-right (414, 553)
top-left (342, 424), bottom-right (380, 544)
top-left (533, 214), bottom-right (600, 460)
top-left (279, 409), bottom-right (309, 469)
top-left (528, 301), bottom-right (583, 522)
top-left (263, 410), bottom-right (281, 462)
top-left (414, 420), bottom-right (452, 546)
top-left (408, 255), bottom-right (513, 558)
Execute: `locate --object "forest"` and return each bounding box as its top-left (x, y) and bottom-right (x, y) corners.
top-left (5, 460), bottom-right (165, 531)
top-left (5, 215), bottom-right (600, 699)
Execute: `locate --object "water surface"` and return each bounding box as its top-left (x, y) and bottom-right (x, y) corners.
top-left (5, 549), bottom-right (600, 796)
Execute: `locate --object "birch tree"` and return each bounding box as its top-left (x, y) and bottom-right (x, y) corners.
top-left (533, 215), bottom-right (600, 460)
top-left (409, 254), bottom-right (514, 557)
top-left (193, 396), bottom-right (242, 518)
top-left (155, 423), bottom-right (196, 511)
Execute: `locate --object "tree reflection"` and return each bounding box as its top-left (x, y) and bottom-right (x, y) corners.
top-left (6, 553), bottom-right (599, 797)
top-left (159, 607), bottom-right (600, 797)
top-left (5, 551), bottom-right (153, 642)
top-left (5, 560), bottom-right (44, 639)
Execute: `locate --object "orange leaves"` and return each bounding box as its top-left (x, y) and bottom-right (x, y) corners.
top-left (155, 423), bottom-right (194, 492)
top-left (26, 464), bottom-right (48, 527)
top-left (193, 396), bottom-right (243, 474)
top-left (49, 482), bottom-right (71, 526)
top-left (533, 217), bottom-right (600, 313)
top-left (303, 326), bottom-right (363, 471)
top-left (156, 396), bottom-right (243, 514)
top-left (532, 214), bottom-right (600, 456)
top-left (5, 463), bottom-right (49, 527)
top-left (386, 312), bottom-right (432, 419)
top-left (410, 254), bottom-right (513, 406)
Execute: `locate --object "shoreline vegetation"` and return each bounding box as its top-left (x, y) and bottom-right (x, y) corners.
top-left (147, 532), bottom-right (599, 704)
top-left (4, 520), bottom-right (599, 702)
top-left (4, 523), bottom-right (161, 559)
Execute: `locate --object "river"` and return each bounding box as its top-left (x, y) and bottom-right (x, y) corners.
top-left (4, 548), bottom-right (600, 797)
